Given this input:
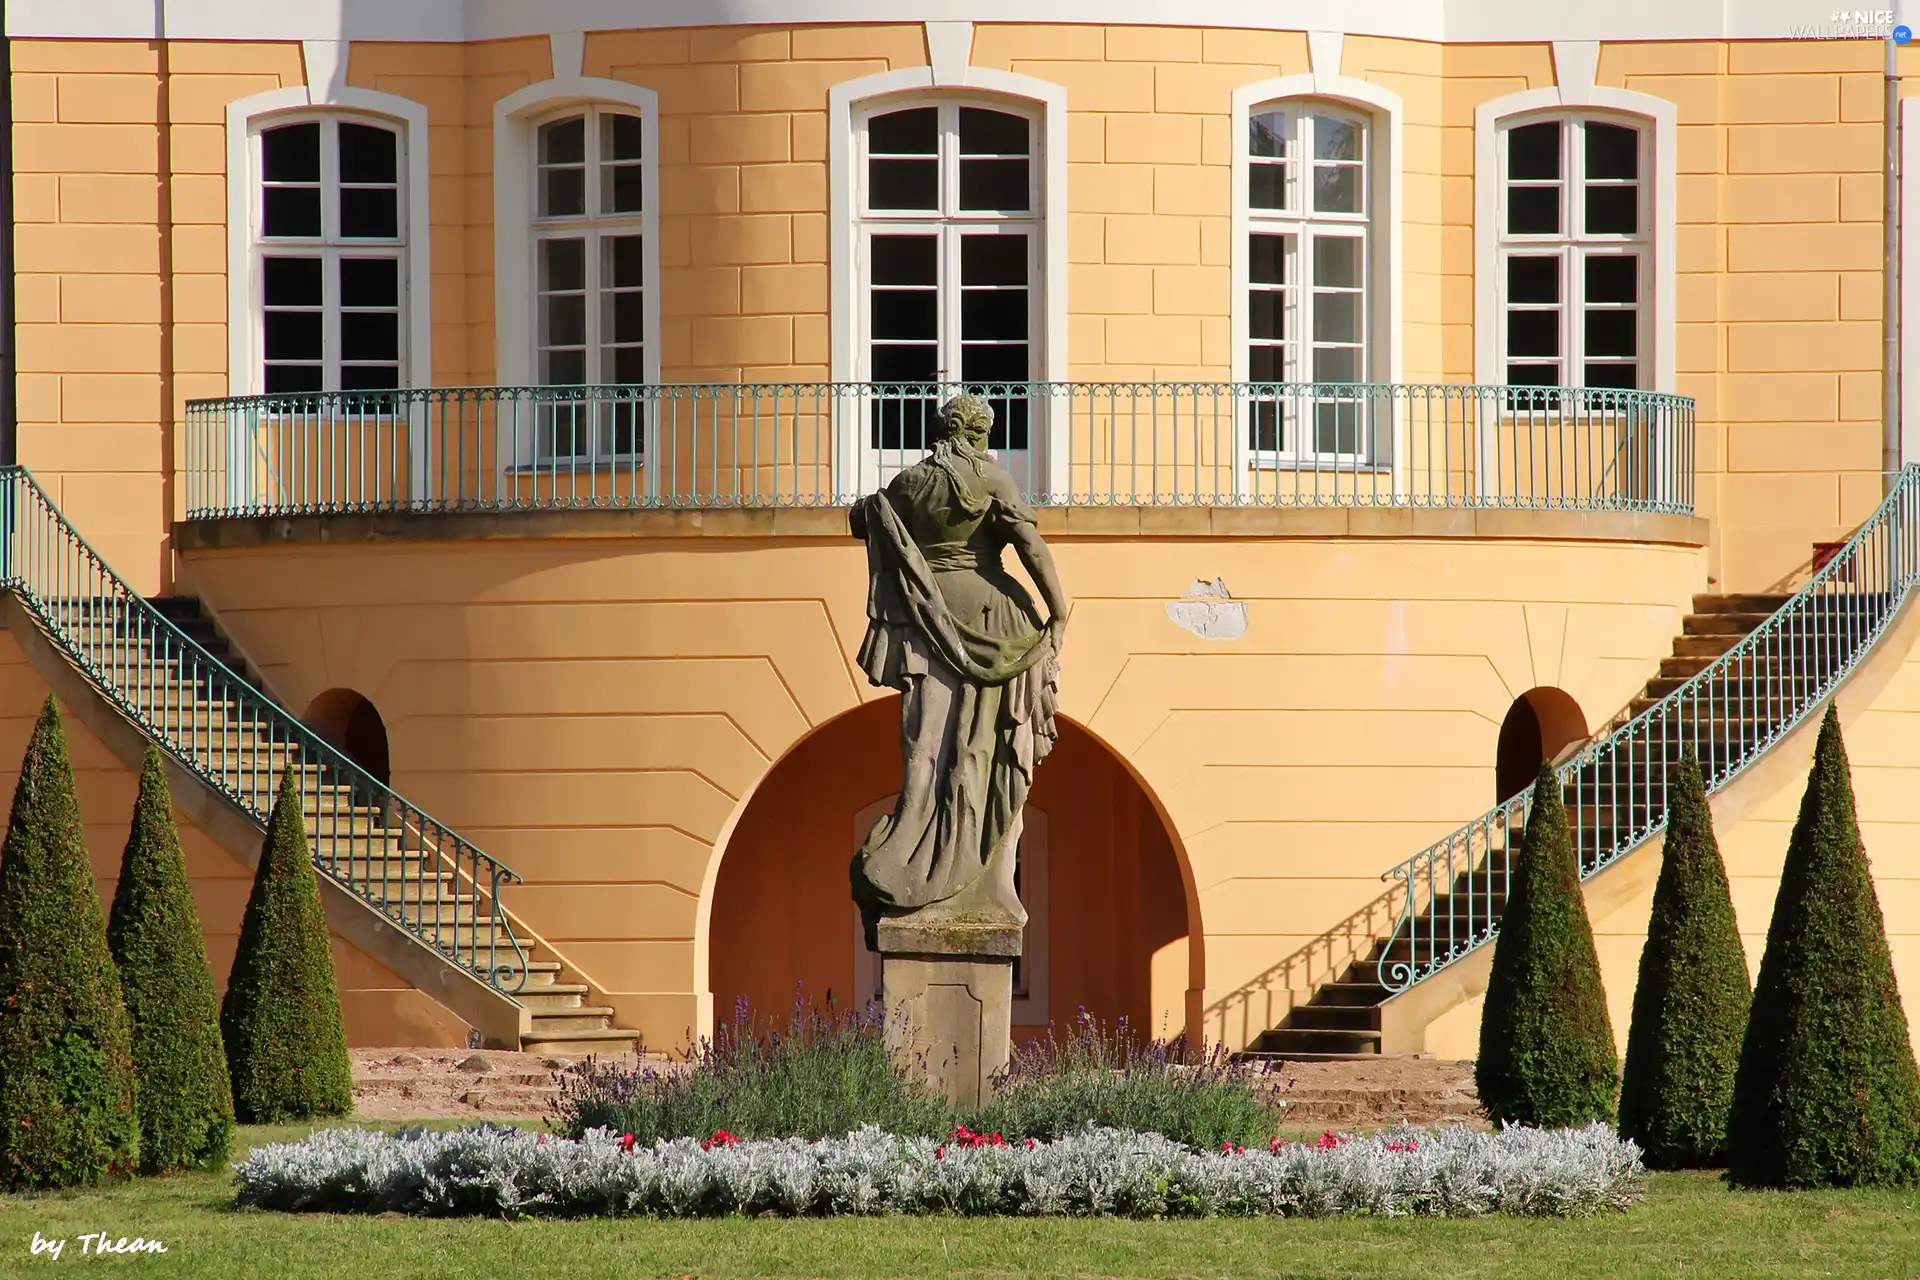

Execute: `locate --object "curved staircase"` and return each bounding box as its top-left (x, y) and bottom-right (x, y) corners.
top-left (1245, 468), bottom-right (1920, 1062)
top-left (0, 469), bottom-right (639, 1058)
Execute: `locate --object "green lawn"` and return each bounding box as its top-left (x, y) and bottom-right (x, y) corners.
top-left (0, 1123), bottom-right (1917, 1278)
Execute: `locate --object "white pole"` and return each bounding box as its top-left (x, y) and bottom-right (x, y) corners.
top-left (1886, 7), bottom-right (1904, 493)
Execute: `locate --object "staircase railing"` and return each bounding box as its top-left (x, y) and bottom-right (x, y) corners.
top-left (0, 467), bottom-right (530, 995)
top-left (1379, 464), bottom-right (1920, 993)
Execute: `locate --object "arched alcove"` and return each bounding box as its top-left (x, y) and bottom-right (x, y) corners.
top-left (707, 700), bottom-right (1199, 1045)
top-left (1495, 685), bottom-right (1589, 803)
top-left (305, 688), bottom-right (392, 788)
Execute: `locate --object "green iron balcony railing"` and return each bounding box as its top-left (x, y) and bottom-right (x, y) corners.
top-left (0, 468), bottom-right (530, 995)
top-left (1379, 464), bottom-right (1920, 994)
top-left (183, 381), bottom-right (1695, 519)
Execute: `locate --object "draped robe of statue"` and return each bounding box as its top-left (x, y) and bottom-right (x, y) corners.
top-left (849, 436), bottom-right (1061, 944)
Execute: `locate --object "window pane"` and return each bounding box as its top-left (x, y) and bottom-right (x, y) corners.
top-left (960, 158), bottom-right (1029, 211)
top-left (263, 256), bottom-right (323, 306)
top-left (603, 112), bottom-right (644, 162)
top-left (542, 348), bottom-right (586, 384)
top-left (541, 238), bottom-right (586, 292)
top-left (542, 294), bottom-right (586, 347)
top-left (1314, 165), bottom-right (1360, 214)
top-left (1506, 362), bottom-right (1559, 386)
top-left (1585, 185), bottom-right (1637, 235)
top-left (961, 344), bottom-right (1028, 383)
top-left (1508, 255), bottom-right (1558, 304)
top-left (1313, 237), bottom-right (1361, 289)
top-left (541, 167), bottom-right (586, 218)
top-left (871, 235), bottom-right (937, 285)
top-left (264, 363), bottom-right (324, 393)
top-left (1584, 310), bottom-right (1636, 358)
top-left (1249, 289), bottom-right (1287, 341)
top-left (868, 159), bottom-right (937, 210)
top-left (1314, 292), bottom-right (1360, 343)
top-left (341, 311), bottom-right (399, 361)
top-left (962, 290), bottom-right (1028, 341)
top-left (1315, 401), bottom-right (1360, 454)
top-left (1250, 111), bottom-right (1287, 158)
top-left (1507, 187), bottom-right (1560, 235)
top-left (1585, 255), bottom-right (1637, 304)
top-left (1250, 163), bottom-right (1287, 210)
top-left (339, 363), bottom-right (400, 391)
top-left (263, 310), bottom-right (322, 360)
top-left (263, 188), bottom-right (321, 237)
top-left (608, 345), bottom-right (647, 383)
top-left (959, 108), bottom-right (1029, 155)
top-left (1507, 122), bottom-right (1560, 180)
top-left (606, 291), bottom-right (646, 344)
top-left (871, 290), bottom-right (938, 339)
top-left (1507, 310), bottom-right (1559, 358)
top-left (606, 164), bottom-right (644, 214)
top-left (1584, 361), bottom-right (1637, 389)
top-left (1585, 123), bottom-right (1638, 180)
top-left (1313, 347), bottom-right (1360, 383)
top-left (868, 107), bottom-right (937, 155)
top-left (540, 116), bottom-right (587, 165)
top-left (871, 344), bottom-right (938, 381)
top-left (1249, 234), bottom-right (1287, 285)
top-left (606, 235), bottom-right (645, 288)
top-left (340, 188), bottom-right (399, 238)
top-left (1249, 345), bottom-right (1286, 382)
top-left (339, 123), bottom-right (398, 183)
top-left (962, 235), bottom-right (1026, 286)
top-left (1313, 116), bottom-right (1361, 161)
top-left (339, 257), bottom-right (398, 307)
top-left (262, 123), bottom-right (320, 182)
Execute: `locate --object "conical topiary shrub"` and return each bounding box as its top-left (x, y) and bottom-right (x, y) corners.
top-left (1726, 706), bottom-right (1920, 1188)
top-left (1476, 759), bottom-right (1620, 1128)
top-left (1618, 750), bottom-right (1750, 1168)
top-left (108, 746), bottom-right (234, 1173)
top-left (0, 696), bottom-right (139, 1188)
top-left (220, 765), bottom-right (352, 1123)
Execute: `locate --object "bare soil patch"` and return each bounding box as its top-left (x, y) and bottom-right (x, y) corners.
top-left (350, 1047), bottom-right (633, 1119)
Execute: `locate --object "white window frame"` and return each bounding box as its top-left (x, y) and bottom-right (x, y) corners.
top-left (226, 86), bottom-right (432, 398)
top-left (495, 74), bottom-right (661, 469)
top-left (1472, 49), bottom-right (1677, 394)
top-left (830, 65), bottom-right (1068, 500)
top-left (1232, 71), bottom-right (1403, 475)
top-left (1492, 112), bottom-right (1653, 393)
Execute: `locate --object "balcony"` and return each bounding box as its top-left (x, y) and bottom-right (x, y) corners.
top-left (182, 381), bottom-right (1695, 521)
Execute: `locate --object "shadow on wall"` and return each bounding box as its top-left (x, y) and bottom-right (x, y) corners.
top-left (305, 688), bottom-right (391, 788)
top-left (708, 699), bottom-right (1196, 1044)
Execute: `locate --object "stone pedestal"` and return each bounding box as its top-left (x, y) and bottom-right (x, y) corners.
top-left (876, 912), bottom-right (1022, 1107)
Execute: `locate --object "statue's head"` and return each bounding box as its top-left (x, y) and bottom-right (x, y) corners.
top-left (935, 394), bottom-right (994, 452)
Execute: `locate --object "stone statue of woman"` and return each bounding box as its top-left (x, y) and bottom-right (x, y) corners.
top-left (848, 394), bottom-right (1067, 951)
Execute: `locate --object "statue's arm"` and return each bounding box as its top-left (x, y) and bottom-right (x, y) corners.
top-left (1007, 521), bottom-right (1069, 652)
top-left (848, 498), bottom-right (867, 541)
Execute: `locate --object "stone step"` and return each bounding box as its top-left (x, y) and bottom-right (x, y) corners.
top-left (529, 1007), bottom-right (616, 1033)
top-left (1282, 1004), bottom-right (1380, 1032)
top-left (1682, 611), bottom-right (1771, 637)
top-left (1691, 593), bottom-right (1793, 614)
top-left (1248, 1026), bottom-right (1383, 1055)
top-left (1672, 634), bottom-right (1747, 659)
top-left (499, 961), bottom-right (564, 990)
top-left (517, 983), bottom-right (590, 1012)
top-left (518, 1026), bottom-right (642, 1058)
top-left (1307, 981), bottom-right (1390, 1007)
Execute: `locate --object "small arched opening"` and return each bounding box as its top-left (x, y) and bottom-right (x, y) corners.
top-left (1495, 686), bottom-right (1589, 804)
top-left (305, 688), bottom-right (392, 788)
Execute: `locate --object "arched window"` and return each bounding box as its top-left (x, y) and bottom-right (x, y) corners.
top-left (853, 99), bottom-right (1043, 488)
top-left (1496, 114), bottom-right (1650, 390)
top-left (529, 105), bottom-right (649, 461)
top-left (249, 114), bottom-right (408, 393)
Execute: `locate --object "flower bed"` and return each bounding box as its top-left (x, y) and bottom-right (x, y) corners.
top-left (232, 1122), bottom-right (1645, 1219)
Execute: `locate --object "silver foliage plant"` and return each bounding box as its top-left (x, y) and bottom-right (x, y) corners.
top-left (232, 1122), bottom-right (1646, 1219)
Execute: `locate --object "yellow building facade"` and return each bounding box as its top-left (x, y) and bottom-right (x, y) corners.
top-left (7, 1), bottom-right (1920, 1059)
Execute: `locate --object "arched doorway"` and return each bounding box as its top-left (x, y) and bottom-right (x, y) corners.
top-left (707, 700), bottom-right (1199, 1045)
top-left (305, 688), bottom-right (392, 787)
top-left (1494, 686), bottom-right (1588, 803)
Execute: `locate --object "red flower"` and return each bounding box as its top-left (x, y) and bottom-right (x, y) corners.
top-left (1316, 1130), bottom-right (1347, 1150)
top-left (536, 1133), bottom-right (547, 1146)
top-left (618, 1132), bottom-right (637, 1152)
top-left (700, 1129), bottom-right (738, 1151)
top-left (1269, 1136), bottom-right (1283, 1153)
top-left (934, 1145), bottom-right (946, 1160)
top-left (1024, 1138), bottom-right (1036, 1150)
